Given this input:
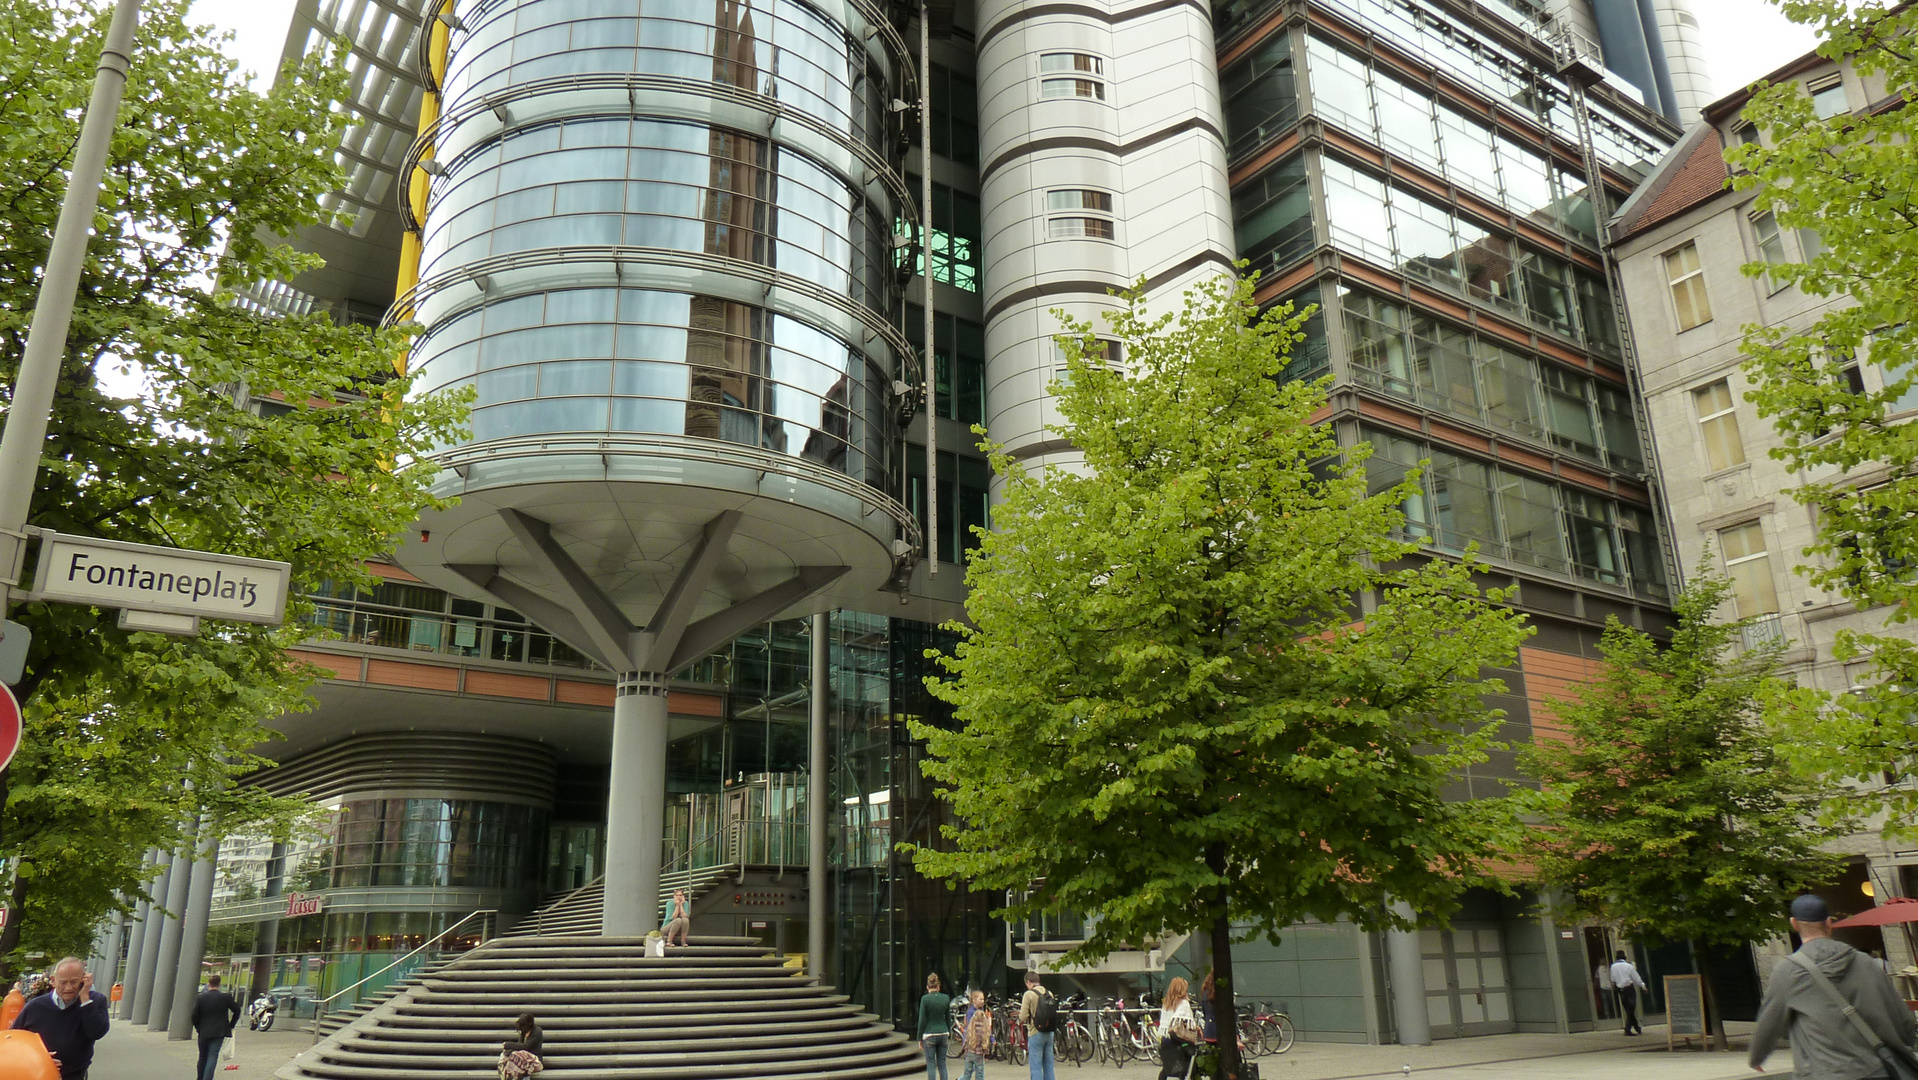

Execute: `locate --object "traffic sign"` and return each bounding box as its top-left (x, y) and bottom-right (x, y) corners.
top-left (0, 680), bottom-right (19, 773)
top-left (27, 531), bottom-right (290, 626)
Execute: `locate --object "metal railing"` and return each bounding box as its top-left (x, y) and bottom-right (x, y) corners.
top-left (310, 908), bottom-right (496, 1040)
top-left (301, 596), bottom-right (599, 670)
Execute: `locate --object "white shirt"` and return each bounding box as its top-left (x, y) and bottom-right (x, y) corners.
top-left (1609, 960), bottom-right (1645, 990)
top-left (1160, 997), bottom-right (1197, 1039)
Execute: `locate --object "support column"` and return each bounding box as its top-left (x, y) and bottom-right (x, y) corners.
top-left (118, 883), bottom-right (149, 1019)
top-left (147, 832), bottom-right (196, 1031)
top-left (603, 671), bottom-right (670, 937)
top-left (1386, 900), bottom-right (1430, 1046)
top-left (89, 910), bottom-right (125, 994)
top-left (167, 828), bottom-right (219, 1039)
top-left (1537, 892), bottom-right (1572, 1035)
top-left (808, 612), bottom-right (829, 981)
top-left (130, 850), bottom-right (174, 1024)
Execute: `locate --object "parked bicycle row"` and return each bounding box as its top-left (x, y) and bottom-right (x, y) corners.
top-left (920, 970), bottom-right (1295, 1079)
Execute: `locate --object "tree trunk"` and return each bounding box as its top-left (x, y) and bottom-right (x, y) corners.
top-left (0, 873), bottom-right (27, 983)
top-left (1204, 842), bottom-right (1240, 1080)
top-left (1695, 938), bottom-right (1728, 1052)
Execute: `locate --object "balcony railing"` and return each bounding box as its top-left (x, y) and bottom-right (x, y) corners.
top-left (301, 596), bottom-right (600, 670)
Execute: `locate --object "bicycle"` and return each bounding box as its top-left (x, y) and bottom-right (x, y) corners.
top-left (1241, 1000), bottom-right (1295, 1055)
top-left (1056, 992), bottom-right (1096, 1065)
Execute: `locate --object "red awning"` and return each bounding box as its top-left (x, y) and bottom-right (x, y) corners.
top-left (1834, 897), bottom-right (1918, 928)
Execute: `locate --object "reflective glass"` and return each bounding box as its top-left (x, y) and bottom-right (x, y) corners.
top-left (1323, 159), bottom-right (1391, 262)
top-left (1306, 38), bottom-right (1373, 135)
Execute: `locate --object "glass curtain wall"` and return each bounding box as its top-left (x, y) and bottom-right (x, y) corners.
top-left (1342, 288), bottom-right (1645, 473)
top-left (1360, 424), bottom-right (1665, 597)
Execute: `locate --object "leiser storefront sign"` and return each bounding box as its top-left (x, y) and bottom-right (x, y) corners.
top-left (285, 892), bottom-right (324, 918)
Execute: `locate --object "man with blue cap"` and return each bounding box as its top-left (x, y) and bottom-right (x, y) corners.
top-left (1750, 894), bottom-right (1915, 1077)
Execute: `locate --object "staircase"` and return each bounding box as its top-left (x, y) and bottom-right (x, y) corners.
top-left (278, 935), bottom-right (920, 1080)
top-left (315, 957), bottom-right (458, 1037)
top-left (506, 864), bottom-right (738, 938)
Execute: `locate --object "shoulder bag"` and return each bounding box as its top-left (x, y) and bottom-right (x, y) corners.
top-left (1791, 952), bottom-right (1918, 1080)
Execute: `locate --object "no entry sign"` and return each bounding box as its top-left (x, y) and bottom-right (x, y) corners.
top-left (0, 680), bottom-right (19, 772)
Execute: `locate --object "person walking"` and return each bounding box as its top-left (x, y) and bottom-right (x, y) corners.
top-left (1751, 894), bottom-right (1917, 1078)
top-left (10, 957), bottom-right (109, 1080)
top-left (498, 1012), bottom-right (543, 1080)
top-left (1157, 976), bottom-right (1202, 1080)
top-left (189, 974), bottom-right (241, 1080)
top-left (917, 974), bottom-right (951, 1080)
top-left (960, 989), bottom-right (991, 1080)
top-left (662, 889), bottom-right (691, 947)
top-left (1609, 950), bottom-right (1647, 1035)
top-left (1020, 970), bottom-right (1058, 1080)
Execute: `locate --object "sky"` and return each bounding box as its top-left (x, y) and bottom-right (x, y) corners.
top-left (188, 0), bottom-right (1822, 110)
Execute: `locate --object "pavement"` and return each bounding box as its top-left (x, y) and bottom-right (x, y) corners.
top-left (82, 1018), bottom-right (1783, 1080)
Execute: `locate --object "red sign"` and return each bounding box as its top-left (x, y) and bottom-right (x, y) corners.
top-left (0, 681), bottom-right (17, 773)
top-left (284, 892), bottom-right (323, 918)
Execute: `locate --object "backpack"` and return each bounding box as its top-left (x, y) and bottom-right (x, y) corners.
top-left (1031, 990), bottom-right (1060, 1033)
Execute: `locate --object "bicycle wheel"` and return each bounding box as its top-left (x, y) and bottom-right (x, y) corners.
top-left (1267, 1014), bottom-right (1296, 1054)
top-left (948, 1025), bottom-right (965, 1058)
top-left (1144, 1034), bottom-right (1161, 1066)
top-left (1010, 1023), bottom-right (1027, 1065)
top-left (1236, 1017), bottom-right (1265, 1058)
top-left (1067, 1025), bottom-right (1096, 1064)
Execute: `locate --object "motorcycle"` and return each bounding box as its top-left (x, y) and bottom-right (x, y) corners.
top-left (248, 993), bottom-right (276, 1032)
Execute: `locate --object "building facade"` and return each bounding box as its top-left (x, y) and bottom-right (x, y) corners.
top-left (104, 0), bottom-right (1756, 1043)
top-left (1610, 48), bottom-right (1914, 971)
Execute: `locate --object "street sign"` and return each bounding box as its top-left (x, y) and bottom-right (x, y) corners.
top-left (0, 680), bottom-right (18, 773)
top-left (28, 531), bottom-right (290, 626)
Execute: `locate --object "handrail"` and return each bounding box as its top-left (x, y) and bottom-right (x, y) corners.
top-left (310, 908), bottom-right (496, 1039)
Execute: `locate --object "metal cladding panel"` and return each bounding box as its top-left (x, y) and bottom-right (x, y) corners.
top-left (975, 0), bottom-right (1237, 469)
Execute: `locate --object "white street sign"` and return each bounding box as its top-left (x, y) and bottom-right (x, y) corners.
top-left (30, 531), bottom-right (291, 626)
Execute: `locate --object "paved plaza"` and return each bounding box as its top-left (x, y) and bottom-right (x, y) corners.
top-left (87, 1019), bottom-right (1779, 1080)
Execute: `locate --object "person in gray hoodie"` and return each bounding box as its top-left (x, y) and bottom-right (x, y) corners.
top-left (1750, 894), bottom-right (1916, 1078)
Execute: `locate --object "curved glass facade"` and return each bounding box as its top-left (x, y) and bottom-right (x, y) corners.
top-left (443, 0), bottom-right (892, 155)
top-left (415, 0), bottom-right (907, 491)
top-left (415, 287), bottom-right (888, 487)
top-left (311, 798), bottom-right (547, 890)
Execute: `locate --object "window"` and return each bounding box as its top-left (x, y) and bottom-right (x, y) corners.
top-left (899, 177), bottom-right (982, 293)
top-left (928, 63), bottom-right (979, 167)
top-left (1811, 78), bottom-right (1848, 119)
top-left (1752, 211), bottom-right (1789, 290)
top-left (1664, 242), bottom-right (1712, 331)
top-left (1735, 123), bottom-right (1761, 147)
top-left (907, 448), bottom-right (991, 562)
top-left (1692, 379), bottom-right (1745, 472)
top-left (906, 307), bottom-right (987, 425)
top-left (1041, 53), bottom-right (1106, 100)
top-left (1721, 520), bottom-right (1779, 616)
top-left (1052, 337), bottom-right (1123, 383)
top-left (1046, 189), bottom-right (1116, 239)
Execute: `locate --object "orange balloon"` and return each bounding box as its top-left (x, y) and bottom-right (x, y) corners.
top-left (0, 1029), bottom-right (60, 1080)
top-left (0, 988), bottom-right (23, 1030)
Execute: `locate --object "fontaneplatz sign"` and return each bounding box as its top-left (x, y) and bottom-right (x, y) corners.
top-left (29, 531), bottom-right (290, 626)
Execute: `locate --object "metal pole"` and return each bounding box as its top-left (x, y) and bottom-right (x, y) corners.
top-left (808, 612), bottom-right (829, 980)
top-left (0, 0), bottom-right (142, 601)
top-left (920, 1), bottom-right (938, 576)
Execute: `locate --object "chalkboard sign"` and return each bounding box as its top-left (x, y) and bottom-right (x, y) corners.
top-left (1666, 974), bottom-right (1706, 1050)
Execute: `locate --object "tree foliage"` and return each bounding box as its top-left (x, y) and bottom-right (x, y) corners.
top-left (1519, 571), bottom-right (1838, 1046)
top-left (1727, 1), bottom-right (1918, 836)
top-left (0, 0), bottom-right (468, 966)
top-left (907, 271), bottom-right (1531, 1077)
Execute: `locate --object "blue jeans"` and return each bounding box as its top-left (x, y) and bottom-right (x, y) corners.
top-left (197, 1035), bottom-right (225, 1080)
top-left (1028, 1030), bottom-right (1056, 1080)
top-left (962, 1052), bottom-right (987, 1080)
top-left (923, 1035), bottom-right (948, 1080)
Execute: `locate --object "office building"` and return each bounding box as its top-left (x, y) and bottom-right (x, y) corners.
top-left (113, 0), bottom-right (1728, 1048)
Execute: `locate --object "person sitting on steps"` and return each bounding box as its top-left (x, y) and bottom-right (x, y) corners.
top-left (663, 889), bottom-right (691, 947)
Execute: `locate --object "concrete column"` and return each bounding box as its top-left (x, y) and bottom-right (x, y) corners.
top-left (118, 879), bottom-right (150, 1019)
top-left (130, 849), bottom-right (174, 1024)
top-left (1536, 893), bottom-right (1572, 1035)
top-left (89, 910), bottom-right (125, 993)
top-left (602, 671), bottom-right (670, 937)
top-left (1386, 900), bottom-right (1430, 1046)
top-left (167, 829), bottom-right (219, 1039)
top-left (808, 612), bottom-right (829, 981)
top-left (147, 832), bottom-right (197, 1031)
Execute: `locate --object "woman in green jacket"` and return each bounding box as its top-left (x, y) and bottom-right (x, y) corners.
top-left (918, 973), bottom-right (951, 1080)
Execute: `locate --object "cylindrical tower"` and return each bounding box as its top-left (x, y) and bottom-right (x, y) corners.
top-left (389, 0), bottom-right (919, 934)
top-left (974, 0), bottom-right (1237, 475)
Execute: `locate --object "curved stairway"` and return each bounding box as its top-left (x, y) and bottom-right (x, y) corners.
top-left (278, 935), bottom-right (920, 1080)
top-left (506, 864), bottom-right (739, 938)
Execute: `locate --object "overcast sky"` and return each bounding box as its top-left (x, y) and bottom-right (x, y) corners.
top-left (184, 0), bottom-right (1821, 116)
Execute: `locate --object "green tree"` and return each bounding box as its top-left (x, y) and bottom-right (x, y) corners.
top-left (908, 271), bottom-right (1532, 1077)
top-left (1519, 571), bottom-right (1838, 1049)
top-left (0, 0), bottom-right (467, 968)
top-left (1727, 1), bottom-right (1918, 836)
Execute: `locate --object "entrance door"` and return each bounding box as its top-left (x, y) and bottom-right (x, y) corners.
top-left (1420, 923), bottom-right (1516, 1038)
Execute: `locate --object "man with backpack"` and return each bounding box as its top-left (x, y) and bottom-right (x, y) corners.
top-left (1751, 894), bottom-right (1917, 1078)
top-left (1020, 970), bottom-right (1059, 1080)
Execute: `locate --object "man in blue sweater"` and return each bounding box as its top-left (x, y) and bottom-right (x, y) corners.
top-left (12, 956), bottom-right (110, 1079)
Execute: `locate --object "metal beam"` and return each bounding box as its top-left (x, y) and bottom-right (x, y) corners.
top-left (497, 509), bottom-right (634, 668)
top-left (665, 566), bottom-right (849, 673)
top-left (643, 510), bottom-right (742, 664)
top-left (447, 563), bottom-right (625, 671)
